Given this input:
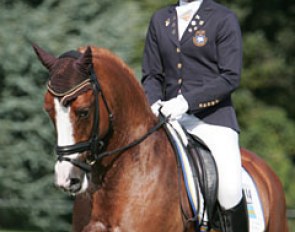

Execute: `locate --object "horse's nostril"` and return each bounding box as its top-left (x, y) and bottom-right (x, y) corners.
top-left (69, 178), bottom-right (82, 193)
top-left (70, 178), bottom-right (81, 186)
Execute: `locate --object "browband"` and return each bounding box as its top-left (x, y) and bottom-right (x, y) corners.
top-left (47, 79), bottom-right (91, 97)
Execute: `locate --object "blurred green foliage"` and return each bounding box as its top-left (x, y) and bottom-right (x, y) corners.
top-left (0, 0), bottom-right (294, 231)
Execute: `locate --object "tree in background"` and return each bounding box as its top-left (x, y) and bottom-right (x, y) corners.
top-left (0, 0), bottom-right (144, 231)
top-left (0, 0), bottom-right (294, 231)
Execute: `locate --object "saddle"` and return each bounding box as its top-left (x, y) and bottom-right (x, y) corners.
top-left (163, 119), bottom-right (266, 232)
top-left (163, 120), bottom-right (218, 228)
top-left (187, 133), bottom-right (218, 224)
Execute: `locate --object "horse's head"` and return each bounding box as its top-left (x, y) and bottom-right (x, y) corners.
top-left (33, 44), bottom-right (156, 195)
top-left (33, 45), bottom-right (113, 194)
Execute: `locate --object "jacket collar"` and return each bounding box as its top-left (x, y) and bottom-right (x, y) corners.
top-left (165, 0), bottom-right (215, 46)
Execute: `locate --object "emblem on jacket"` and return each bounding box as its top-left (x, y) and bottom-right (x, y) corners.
top-left (193, 30), bottom-right (208, 47)
top-left (165, 18), bottom-right (170, 27)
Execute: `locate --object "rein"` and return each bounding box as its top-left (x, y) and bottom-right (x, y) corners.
top-left (93, 116), bottom-right (167, 161)
top-left (51, 51), bottom-right (166, 172)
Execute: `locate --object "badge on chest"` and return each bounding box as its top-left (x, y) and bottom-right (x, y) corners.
top-left (193, 30), bottom-right (208, 47)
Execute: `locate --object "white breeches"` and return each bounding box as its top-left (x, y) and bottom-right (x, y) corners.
top-left (178, 114), bottom-right (243, 210)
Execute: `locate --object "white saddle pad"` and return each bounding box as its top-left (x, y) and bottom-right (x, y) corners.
top-left (242, 169), bottom-right (265, 231)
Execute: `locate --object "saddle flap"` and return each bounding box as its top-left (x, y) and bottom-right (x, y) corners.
top-left (163, 119), bottom-right (218, 226)
top-left (187, 134), bottom-right (218, 223)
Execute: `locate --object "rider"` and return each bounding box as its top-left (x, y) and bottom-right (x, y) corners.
top-left (141, 0), bottom-right (248, 231)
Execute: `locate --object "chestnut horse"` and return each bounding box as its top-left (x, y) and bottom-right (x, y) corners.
top-left (33, 45), bottom-right (288, 232)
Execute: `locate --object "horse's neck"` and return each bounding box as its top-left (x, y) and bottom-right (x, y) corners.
top-left (90, 126), bottom-right (177, 218)
top-left (96, 100), bottom-right (167, 182)
top-left (105, 78), bottom-right (156, 148)
top-left (94, 55), bottom-right (173, 191)
top-left (88, 103), bottom-right (183, 229)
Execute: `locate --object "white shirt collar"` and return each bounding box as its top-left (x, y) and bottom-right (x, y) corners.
top-left (179, 0), bottom-right (202, 6)
top-left (176, 0), bottom-right (203, 40)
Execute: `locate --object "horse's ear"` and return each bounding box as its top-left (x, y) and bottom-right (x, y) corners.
top-left (32, 43), bottom-right (57, 70)
top-left (77, 46), bottom-right (92, 68)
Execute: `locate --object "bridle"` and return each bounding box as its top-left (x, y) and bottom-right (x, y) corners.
top-left (49, 51), bottom-right (166, 172)
top-left (48, 51), bottom-right (113, 172)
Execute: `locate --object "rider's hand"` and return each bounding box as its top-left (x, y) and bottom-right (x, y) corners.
top-left (160, 95), bottom-right (189, 119)
top-left (151, 100), bottom-right (163, 117)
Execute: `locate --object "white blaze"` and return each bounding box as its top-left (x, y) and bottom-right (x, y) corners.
top-left (54, 98), bottom-right (75, 146)
top-left (53, 98), bottom-right (88, 193)
top-left (54, 98), bottom-right (78, 189)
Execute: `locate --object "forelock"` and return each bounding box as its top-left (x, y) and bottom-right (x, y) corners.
top-left (48, 57), bottom-right (89, 95)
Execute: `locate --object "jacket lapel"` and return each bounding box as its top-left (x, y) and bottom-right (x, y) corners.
top-left (165, 5), bottom-right (180, 47)
top-left (180, 0), bottom-right (214, 45)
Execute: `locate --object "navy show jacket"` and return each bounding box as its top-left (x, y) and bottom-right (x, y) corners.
top-left (142, 0), bottom-right (242, 132)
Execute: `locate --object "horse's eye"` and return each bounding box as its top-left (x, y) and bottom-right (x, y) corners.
top-left (76, 108), bottom-right (89, 119)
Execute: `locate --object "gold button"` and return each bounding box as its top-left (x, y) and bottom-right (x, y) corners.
top-left (176, 47), bottom-right (181, 53)
top-left (199, 103), bottom-right (203, 108)
top-left (178, 79), bottom-right (182, 84)
top-left (207, 102), bottom-right (211, 106)
top-left (211, 101), bottom-right (215, 106)
top-left (215, 99), bottom-right (220, 104)
top-left (177, 63), bottom-right (182, 69)
top-left (203, 103), bottom-right (207, 107)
